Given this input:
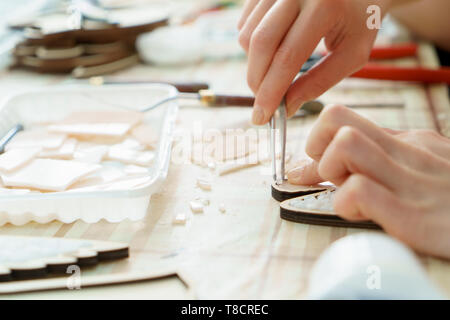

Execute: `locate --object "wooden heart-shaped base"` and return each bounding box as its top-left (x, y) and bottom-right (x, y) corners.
top-left (271, 181), bottom-right (333, 202)
top-left (0, 236), bottom-right (129, 282)
top-left (279, 192), bottom-right (380, 229)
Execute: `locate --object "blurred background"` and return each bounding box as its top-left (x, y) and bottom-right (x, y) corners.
top-left (0, 0), bottom-right (246, 76)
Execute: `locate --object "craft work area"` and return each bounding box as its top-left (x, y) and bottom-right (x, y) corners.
top-left (0, 0), bottom-right (450, 304)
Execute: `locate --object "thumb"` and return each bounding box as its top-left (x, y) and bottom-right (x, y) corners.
top-left (287, 159), bottom-right (323, 185)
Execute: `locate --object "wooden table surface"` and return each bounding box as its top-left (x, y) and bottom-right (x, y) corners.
top-left (0, 35), bottom-right (449, 299)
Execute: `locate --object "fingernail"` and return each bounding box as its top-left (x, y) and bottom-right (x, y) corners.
top-left (287, 159), bottom-right (310, 182)
top-left (287, 100), bottom-right (304, 118)
top-left (287, 166), bottom-right (305, 181)
top-left (252, 105), bottom-right (266, 125)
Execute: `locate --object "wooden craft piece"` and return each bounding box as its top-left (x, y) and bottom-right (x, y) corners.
top-left (21, 18), bottom-right (168, 46)
top-left (11, 16), bottom-right (168, 77)
top-left (72, 54), bottom-right (140, 78)
top-left (271, 181), bottom-right (333, 202)
top-left (83, 42), bottom-right (129, 55)
top-left (0, 270), bottom-right (184, 296)
top-left (0, 236), bottom-right (129, 282)
top-left (13, 49), bottom-right (135, 74)
top-left (280, 190), bottom-right (380, 229)
top-left (13, 44), bottom-right (39, 57)
top-left (36, 45), bottom-right (85, 59)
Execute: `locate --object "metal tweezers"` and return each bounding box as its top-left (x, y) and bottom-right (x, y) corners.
top-left (270, 98), bottom-right (287, 185)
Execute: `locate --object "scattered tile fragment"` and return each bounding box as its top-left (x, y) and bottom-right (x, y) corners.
top-left (39, 138), bottom-right (77, 159)
top-left (48, 123), bottom-right (132, 138)
top-left (200, 197), bottom-right (210, 206)
top-left (217, 158), bottom-right (259, 176)
top-left (0, 147), bottom-right (41, 173)
top-left (207, 162), bottom-right (216, 170)
top-left (58, 110), bottom-right (143, 126)
top-left (123, 164), bottom-right (148, 176)
top-left (173, 213), bottom-right (187, 225)
top-left (0, 159), bottom-right (100, 192)
top-left (5, 130), bottom-right (66, 151)
top-left (130, 124), bottom-right (158, 149)
top-left (190, 200), bottom-right (204, 213)
top-left (107, 145), bottom-right (155, 166)
top-left (196, 177), bottom-right (212, 191)
top-left (73, 143), bottom-right (109, 164)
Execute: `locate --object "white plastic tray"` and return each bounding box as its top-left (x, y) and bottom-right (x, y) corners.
top-left (0, 84), bottom-right (178, 225)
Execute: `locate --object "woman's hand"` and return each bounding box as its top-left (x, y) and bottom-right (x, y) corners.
top-left (238, 0), bottom-right (392, 124)
top-left (288, 105), bottom-right (450, 259)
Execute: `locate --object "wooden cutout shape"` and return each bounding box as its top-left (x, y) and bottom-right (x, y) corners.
top-left (13, 50), bottom-right (135, 74)
top-left (0, 270), bottom-right (184, 296)
top-left (21, 18), bottom-right (168, 46)
top-left (271, 181), bottom-right (333, 202)
top-left (279, 191), bottom-right (380, 229)
top-left (0, 236), bottom-right (129, 282)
